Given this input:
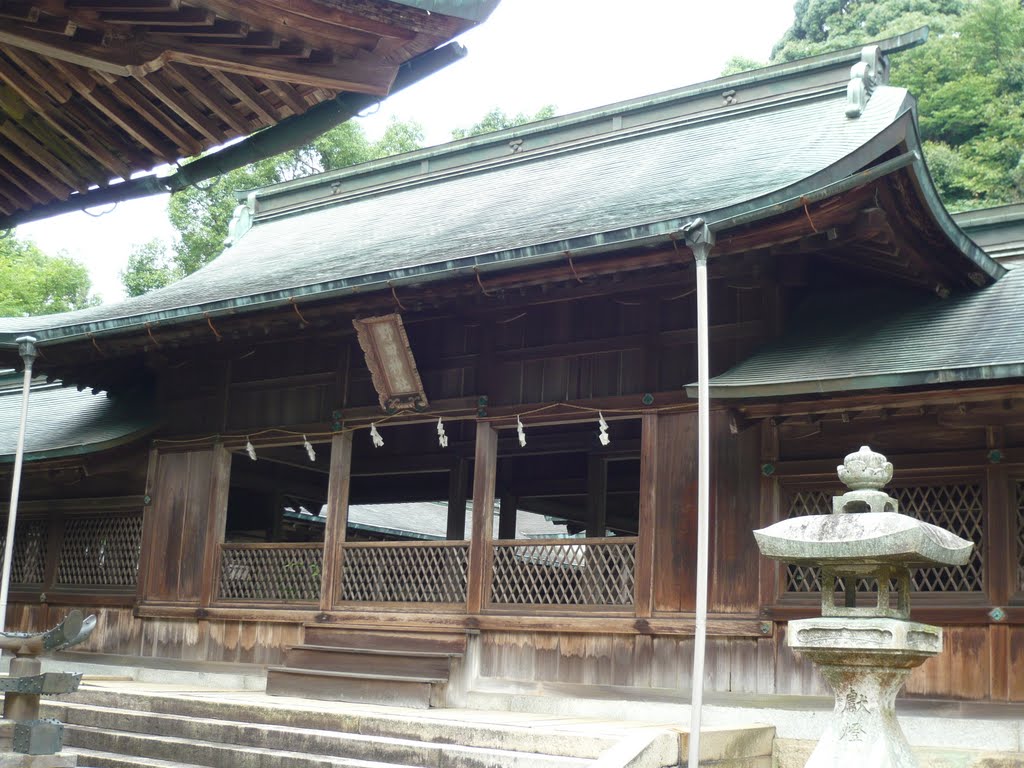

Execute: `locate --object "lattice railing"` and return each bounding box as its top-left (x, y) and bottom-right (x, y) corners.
top-left (218, 543), bottom-right (322, 602)
top-left (783, 482), bottom-right (985, 594)
top-left (0, 518), bottom-right (48, 585)
top-left (338, 541), bottom-right (468, 603)
top-left (490, 537), bottom-right (637, 606)
top-left (1016, 480), bottom-right (1024, 593)
top-left (55, 513), bottom-right (143, 588)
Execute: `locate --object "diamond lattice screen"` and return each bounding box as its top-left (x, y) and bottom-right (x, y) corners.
top-left (784, 483), bottom-right (985, 593)
top-left (339, 544), bottom-right (468, 603)
top-left (1016, 481), bottom-right (1024, 593)
top-left (0, 518), bottom-right (47, 585)
top-left (490, 540), bottom-right (636, 606)
top-left (218, 545), bottom-right (322, 601)
top-left (56, 514), bottom-right (143, 588)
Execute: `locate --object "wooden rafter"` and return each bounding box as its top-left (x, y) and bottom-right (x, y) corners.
top-left (163, 62), bottom-right (251, 134)
top-left (133, 69), bottom-right (225, 144)
top-left (207, 69), bottom-right (279, 124)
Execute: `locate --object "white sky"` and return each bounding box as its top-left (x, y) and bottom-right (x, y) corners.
top-left (17, 0), bottom-right (796, 304)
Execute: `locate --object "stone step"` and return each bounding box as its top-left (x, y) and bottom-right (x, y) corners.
top-left (71, 748), bottom-right (397, 768)
top-left (282, 645), bottom-right (457, 679)
top-left (64, 721), bottom-right (592, 768)
top-left (266, 667), bottom-right (444, 708)
top-left (302, 626), bottom-right (467, 655)
top-left (47, 692), bottom-right (620, 759)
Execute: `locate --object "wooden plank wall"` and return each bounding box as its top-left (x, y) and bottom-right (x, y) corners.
top-left (6, 603), bottom-right (301, 666)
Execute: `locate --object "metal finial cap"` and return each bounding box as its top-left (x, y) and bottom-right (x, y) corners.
top-left (837, 445), bottom-right (893, 491)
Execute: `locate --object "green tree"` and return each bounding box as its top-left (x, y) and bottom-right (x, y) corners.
top-left (124, 117), bottom-right (425, 294)
top-left (768, 0), bottom-right (1024, 210)
top-left (0, 236), bottom-right (96, 316)
top-left (121, 239), bottom-right (175, 298)
top-left (450, 105), bottom-right (557, 140)
top-left (721, 56), bottom-right (766, 76)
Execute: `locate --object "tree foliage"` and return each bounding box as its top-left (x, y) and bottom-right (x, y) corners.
top-left (721, 56), bottom-right (767, 76)
top-left (770, 0), bottom-right (1024, 210)
top-left (450, 105), bottom-right (556, 140)
top-left (0, 236), bottom-right (95, 317)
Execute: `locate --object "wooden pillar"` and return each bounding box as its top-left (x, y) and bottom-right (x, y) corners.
top-left (446, 456), bottom-right (469, 540)
top-left (636, 411), bottom-right (697, 616)
top-left (467, 422), bottom-right (498, 614)
top-left (199, 443), bottom-right (231, 607)
top-left (320, 432), bottom-right (353, 612)
top-left (586, 454), bottom-right (608, 538)
top-left (498, 494), bottom-right (518, 540)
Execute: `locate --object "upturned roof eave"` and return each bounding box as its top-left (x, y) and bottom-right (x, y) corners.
top-left (0, 104), bottom-right (999, 351)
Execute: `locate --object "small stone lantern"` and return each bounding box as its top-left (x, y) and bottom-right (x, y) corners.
top-left (754, 446), bottom-right (973, 768)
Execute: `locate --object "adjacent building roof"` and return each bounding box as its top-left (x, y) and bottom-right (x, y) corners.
top-left (0, 28), bottom-right (1002, 350)
top-left (0, 0), bottom-right (495, 228)
top-left (0, 374), bottom-right (155, 462)
top-left (698, 265), bottom-right (1024, 399)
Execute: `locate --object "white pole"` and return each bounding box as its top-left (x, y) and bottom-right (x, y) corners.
top-left (685, 222), bottom-right (713, 768)
top-left (0, 335), bottom-right (38, 633)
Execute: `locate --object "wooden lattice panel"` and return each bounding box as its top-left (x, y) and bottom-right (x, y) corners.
top-left (338, 542), bottom-right (468, 604)
top-left (0, 518), bottom-right (47, 585)
top-left (490, 538), bottom-right (636, 606)
top-left (218, 544), bottom-right (322, 602)
top-left (1016, 480), bottom-right (1024, 593)
top-left (784, 482), bottom-right (985, 594)
top-left (56, 513), bottom-right (142, 588)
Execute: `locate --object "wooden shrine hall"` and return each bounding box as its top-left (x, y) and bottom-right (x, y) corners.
top-left (1, 29), bottom-right (1024, 707)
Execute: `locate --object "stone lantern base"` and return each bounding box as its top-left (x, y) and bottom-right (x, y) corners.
top-left (790, 617), bottom-right (942, 768)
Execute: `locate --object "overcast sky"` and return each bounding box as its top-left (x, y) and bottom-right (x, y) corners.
top-left (17, 0), bottom-right (797, 303)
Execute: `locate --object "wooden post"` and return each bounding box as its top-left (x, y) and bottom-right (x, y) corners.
top-left (466, 422), bottom-right (498, 614)
top-left (498, 494), bottom-right (518, 540)
top-left (985, 427), bottom-right (1010, 701)
top-left (199, 443), bottom-right (231, 607)
top-left (320, 432), bottom-right (353, 612)
top-left (447, 456), bottom-right (469, 540)
top-left (586, 454), bottom-right (608, 538)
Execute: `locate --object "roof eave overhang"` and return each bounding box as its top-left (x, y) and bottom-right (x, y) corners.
top-left (1, 103), bottom-right (1000, 353)
top-left (0, 421), bottom-right (159, 465)
top-left (689, 363), bottom-right (1024, 401)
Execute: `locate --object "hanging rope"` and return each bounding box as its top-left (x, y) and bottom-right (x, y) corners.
top-left (801, 197), bottom-right (820, 234)
top-left (565, 251), bottom-right (584, 284)
top-left (474, 267), bottom-right (496, 297)
top-left (289, 298), bottom-right (308, 326)
top-left (388, 281), bottom-right (408, 311)
top-left (204, 314), bottom-right (222, 341)
top-left (144, 322), bottom-right (161, 348)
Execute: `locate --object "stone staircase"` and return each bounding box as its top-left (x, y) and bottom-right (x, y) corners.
top-left (42, 685), bottom-right (712, 768)
top-left (266, 626), bottom-right (468, 709)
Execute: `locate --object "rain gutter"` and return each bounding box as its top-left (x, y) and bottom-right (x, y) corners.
top-left (0, 42), bottom-right (468, 231)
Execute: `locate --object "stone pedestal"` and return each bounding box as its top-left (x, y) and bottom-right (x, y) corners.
top-left (790, 617), bottom-right (942, 768)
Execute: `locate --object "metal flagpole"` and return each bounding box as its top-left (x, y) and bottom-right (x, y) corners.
top-left (683, 221), bottom-right (714, 768)
top-left (0, 335), bottom-right (38, 633)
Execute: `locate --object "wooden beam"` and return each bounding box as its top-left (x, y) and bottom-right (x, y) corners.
top-left (466, 422), bottom-right (497, 613)
top-left (0, 121), bottom-right (84, 190)
top-left (497, 494), bottom-right (517, 540)
top-left (446, 456), bottom-right (468, 541)
top-left (52, 60), bottom-right (176, 161)
top-left (586, 454), bottom-right (607, 538)
top-left (133, 69), bottom-right (226, 144)
top-left (157, 46), bottom-right (397, 95)
top-left (0, 3), bottom-right (40, 23)
top-left (263, 79), bottom-right (306, 117)
top-left (0, 156), bottom-right (49, 204)
top-left (320, 432), bottom-right (353, 612)
top-left (66, 0), bottom-right (180, 10)
top-left (198, 443), bottom-right (231, 607)
top-left (101, 8), bottom-right (214, 26)
top-left (106, 76), bottom-right (202, 155)
top-left (0, 138), bottom-right (70, 198)
top-left (164, 63), bottom-right (251, 135)
top-left (4, 48), bottom-right (73, 103)
top-left (0, 20), bottom-right (137, 75)
top-left (199, 0), bottom-right (387, 51)
top-left (207, 68), bottom-right (279, 124)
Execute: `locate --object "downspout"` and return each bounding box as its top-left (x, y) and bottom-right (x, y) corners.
top-left (0, 335), bottom-right (37, 632)
top-left (682, 219), bottom-right (714, 768)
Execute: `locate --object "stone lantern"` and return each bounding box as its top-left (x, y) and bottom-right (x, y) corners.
top-left (754, 446), bottom-right (973, 768)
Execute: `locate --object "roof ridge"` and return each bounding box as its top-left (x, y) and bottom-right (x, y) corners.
top-left (245, 27), bottom-right (930, 210)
